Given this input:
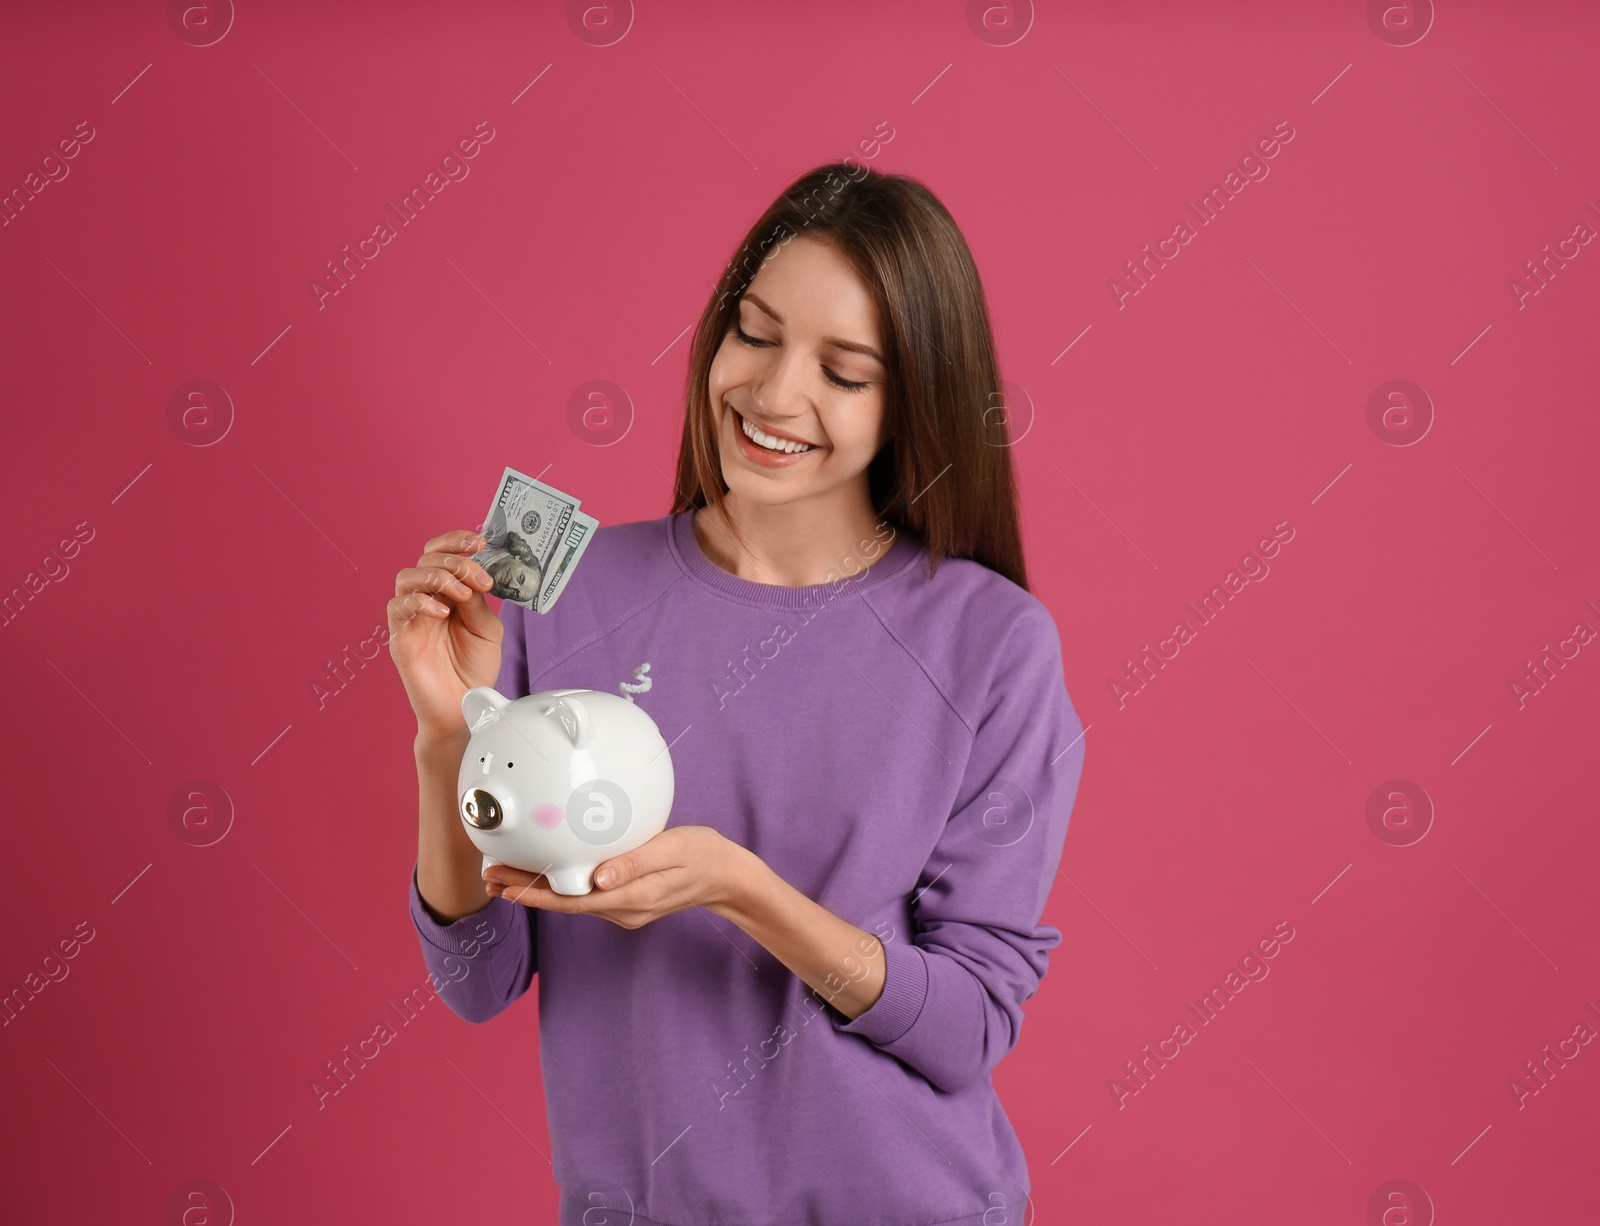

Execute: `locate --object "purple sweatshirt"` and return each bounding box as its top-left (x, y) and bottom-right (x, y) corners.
top-left (408, 509), bottom-right (1085, 1226)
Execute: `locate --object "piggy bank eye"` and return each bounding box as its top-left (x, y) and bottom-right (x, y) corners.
top-left (507, 762), bottom-right (514, 768)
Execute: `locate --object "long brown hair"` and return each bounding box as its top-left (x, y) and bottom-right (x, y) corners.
top-left (668, 162), bottom-right (1030, 591)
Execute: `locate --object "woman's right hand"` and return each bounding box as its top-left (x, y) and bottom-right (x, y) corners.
top-left (388, 529), bottom-right (504, 744)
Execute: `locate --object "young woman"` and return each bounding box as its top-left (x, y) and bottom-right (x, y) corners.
top-left (388, 163), bottom-right (1086, 1226)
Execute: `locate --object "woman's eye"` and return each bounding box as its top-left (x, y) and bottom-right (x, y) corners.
top-left (824, 369), bottom-right (870, 394)
top-left (734, 325), bottom-right (871, 394)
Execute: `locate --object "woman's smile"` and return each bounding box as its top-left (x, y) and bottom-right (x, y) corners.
top-left (727, 402), bottom-right (823, 468)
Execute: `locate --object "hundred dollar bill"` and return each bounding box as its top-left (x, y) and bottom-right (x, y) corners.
top-left (535, 508), bottom-right (598, 612)
top-left (469, 467), bottom-right (599, 613)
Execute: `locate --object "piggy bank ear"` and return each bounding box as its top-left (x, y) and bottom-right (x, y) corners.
top-left (462, 687), bottom-right (510, 733)
top-left (544, 695), bottom-right (593, 748)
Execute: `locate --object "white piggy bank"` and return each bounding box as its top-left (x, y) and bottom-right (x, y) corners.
top-left (458, 686), bottom-right (676, 895)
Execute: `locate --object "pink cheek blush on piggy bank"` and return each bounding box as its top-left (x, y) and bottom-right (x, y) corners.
top-left (457, 686), bottom-right (676, 895)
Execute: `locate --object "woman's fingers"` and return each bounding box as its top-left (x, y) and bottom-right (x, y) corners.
top-left (387, 591), bottom-right (449, 624)
top-left (395, 532), bottom-right (495, 607)
top-left (498, 882), bottom-right (589, 913)
top-left (390, 531), bottom-right (479, 629)
top-left (484, 865), bottom-right (547, 890)
top-left (393, 563), bottom-right (478, 603)
top-left (422, 528), bottom-right (485, 557)
top-left (486, 869), bottom-right (569, 906)
top-left (416, 550), bottom-right (495, 588)
top-left (393, 569), bottom-right (472, 624)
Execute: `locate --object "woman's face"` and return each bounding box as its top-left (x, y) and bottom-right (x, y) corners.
top-left (708, 234), bottom-right (890, 510)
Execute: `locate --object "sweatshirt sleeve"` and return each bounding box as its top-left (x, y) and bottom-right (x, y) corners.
top-left (834, 600), bottom-right (1086, 1092)
top-left (407, 596), bottom-right (540, 1024)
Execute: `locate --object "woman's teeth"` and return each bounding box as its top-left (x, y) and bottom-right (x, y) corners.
top-left (738, 412), bottom-right (813, 454)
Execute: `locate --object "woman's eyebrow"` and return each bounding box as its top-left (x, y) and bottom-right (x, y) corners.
top-left (744, 292), bottom-right (884, 364)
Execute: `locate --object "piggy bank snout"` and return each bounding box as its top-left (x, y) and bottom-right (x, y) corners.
top-left (461, 787), bottom-right (504, 830)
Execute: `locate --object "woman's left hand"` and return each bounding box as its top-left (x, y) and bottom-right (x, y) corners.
top-left (483, 826), bottom-right (751, 928)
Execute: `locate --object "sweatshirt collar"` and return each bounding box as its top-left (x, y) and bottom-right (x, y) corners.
top-left (668, 508), bottom-right (923, 610)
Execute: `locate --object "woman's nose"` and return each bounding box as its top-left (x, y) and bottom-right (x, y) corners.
top-left (749, 351), bottom-right (810, 413)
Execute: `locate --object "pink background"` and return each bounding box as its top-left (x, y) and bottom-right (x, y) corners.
top-left (3, 1), bottom-right (1597, 1222)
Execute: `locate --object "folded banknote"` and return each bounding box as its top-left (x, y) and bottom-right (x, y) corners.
top-left (470, 466), bottom-right (598, 613)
